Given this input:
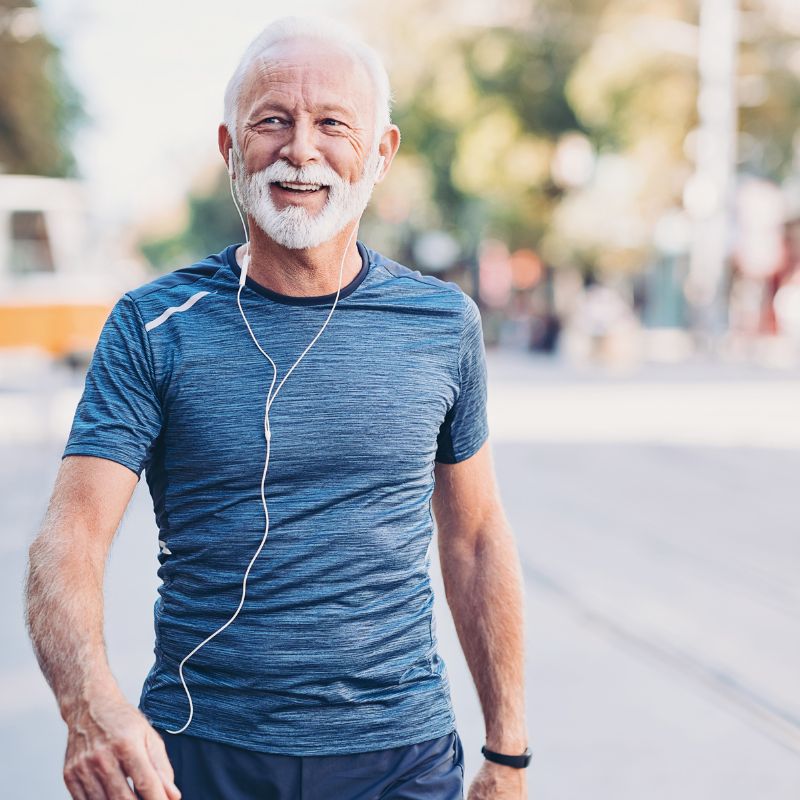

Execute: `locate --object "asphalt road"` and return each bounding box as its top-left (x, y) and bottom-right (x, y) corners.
top-left (1, 350), bottom-right (799, 798)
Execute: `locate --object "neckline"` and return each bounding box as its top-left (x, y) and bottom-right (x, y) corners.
top-left (224, 241), bottom-right (371, 306)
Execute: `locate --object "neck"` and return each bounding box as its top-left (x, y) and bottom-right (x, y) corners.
top-left (237, 219), bottom-right (362, 298)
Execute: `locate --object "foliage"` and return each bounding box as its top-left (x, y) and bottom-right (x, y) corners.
top-left (364, 0), bottom-right (800, 274)
top-left (138, 168), bottom-right (244, 271)
top-left (738, 0), bottom-right (800, 182)
top-left (0, 0), bottom-right (85, 177)
top-left (364, 0), bottom-right (607, 260)
top-left (136, 0), bottom-right (800, 277)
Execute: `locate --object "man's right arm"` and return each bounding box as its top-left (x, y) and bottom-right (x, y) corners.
top-left (25, 455), bottom-right (180, 800)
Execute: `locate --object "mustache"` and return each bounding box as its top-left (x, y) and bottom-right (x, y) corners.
top-left (248, 159), bottom-right (345, 188)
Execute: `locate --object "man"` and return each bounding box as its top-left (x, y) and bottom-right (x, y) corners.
top-left (25, 16), bottom-right (529, 800)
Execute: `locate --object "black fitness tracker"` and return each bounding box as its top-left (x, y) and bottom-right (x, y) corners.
top-left (481, 745), bottom-right (532, 768)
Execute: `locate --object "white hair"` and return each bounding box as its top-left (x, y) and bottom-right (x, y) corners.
top-left (223, 16), bottom-right (393, 146)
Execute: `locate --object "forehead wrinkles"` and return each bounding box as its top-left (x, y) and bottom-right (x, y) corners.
top-left (238, 41), bottom-right (375, 127)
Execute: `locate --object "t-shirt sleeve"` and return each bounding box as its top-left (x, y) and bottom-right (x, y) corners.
top-left (63, 294), bottom-right (163, 477)
top-left (435, 293), bottom-right (489, 463)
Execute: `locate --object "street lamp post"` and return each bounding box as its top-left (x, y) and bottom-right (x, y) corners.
top-left (684, 0), bottom-right (740, 349)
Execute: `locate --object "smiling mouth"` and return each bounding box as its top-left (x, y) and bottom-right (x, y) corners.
top-left (271, 181), bottom-right (328, 194)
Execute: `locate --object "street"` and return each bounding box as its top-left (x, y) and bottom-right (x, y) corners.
top-left (1, 350), bottom-right (799, 798)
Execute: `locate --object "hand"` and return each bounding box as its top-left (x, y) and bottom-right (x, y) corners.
top-left (62, 687), bottom-right (181, 800)
top-left (467, 761), bottom-right (528, 800)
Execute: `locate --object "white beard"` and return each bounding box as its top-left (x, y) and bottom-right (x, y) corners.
top-left (232, 145), bottom-right (381, 250)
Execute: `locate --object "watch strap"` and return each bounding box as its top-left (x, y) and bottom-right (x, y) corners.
top-left (481, 745), bottom-right (532, 768)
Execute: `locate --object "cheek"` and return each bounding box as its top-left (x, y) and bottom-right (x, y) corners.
top-left (332, 137), bottom-right (370, 181)
top-left (347, 133), bottom-right (369, 164)
top-left (241, 132), bottom-right (283, 170)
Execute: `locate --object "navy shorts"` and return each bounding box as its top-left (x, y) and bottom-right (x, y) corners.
top-left (154, 728), bottom-right (465, 800)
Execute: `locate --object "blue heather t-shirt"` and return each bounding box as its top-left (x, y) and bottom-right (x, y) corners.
top-left (63, 240), bottom-right (489, 755)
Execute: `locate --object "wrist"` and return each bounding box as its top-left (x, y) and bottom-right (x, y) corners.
top-left (59, 671), bottom-right (124, 725)
top-left (482, 744), bottom-right (533, 769)
top-left (484, 728), bottom-right (528, 753)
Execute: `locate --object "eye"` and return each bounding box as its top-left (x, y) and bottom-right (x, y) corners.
top-left (258, 116), bottom-right (284, 125)
top-left (321, 118), bottom-right (344, 127)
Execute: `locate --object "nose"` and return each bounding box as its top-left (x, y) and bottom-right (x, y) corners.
top-left (278, 118), bottom-right (320, 168)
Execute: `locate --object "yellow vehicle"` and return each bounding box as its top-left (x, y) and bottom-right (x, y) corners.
top-left (0, 175), bottom-right (142, 363)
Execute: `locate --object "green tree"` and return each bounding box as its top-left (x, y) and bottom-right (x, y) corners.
top-left (139, 169), bottom-right (244, 271)
top-left (138, 0), bottom-right (800, 282)
top-left (0, 0), bottom-right (84, 176)
top-left (359, 0), bottom-right (611, 266)
top-left (737, 0), bottom-right (800, 182)
top-left (365, 0), bottom-right (800, 277)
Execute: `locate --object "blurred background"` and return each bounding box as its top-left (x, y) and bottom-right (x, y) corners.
top-left (1, 0), bottom-right (799, 796)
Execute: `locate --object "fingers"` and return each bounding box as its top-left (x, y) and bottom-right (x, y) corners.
top-left (75, 773), bottom-right (105, 800)
top-left (63, 722), bottom-right (179, 800)
top-left (63, 768), bottom-right (88, 800)
top-left (145, 728), bottom-right (182, 800)
top-left (64, 748), bottom-right (121, 800)
top-left (119, 740), bottom-right (170, 800)
top-left (62, 699), bottom-right (178, 800)
top-left (100, 764), bottom-right (139, 799)
top-left (65, 758), bottom-right (136, 800)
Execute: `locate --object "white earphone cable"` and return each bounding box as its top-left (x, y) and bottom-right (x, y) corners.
top-left (166, 157), bottom-right (356, 735)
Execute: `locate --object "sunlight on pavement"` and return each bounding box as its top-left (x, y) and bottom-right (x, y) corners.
top-left (489, 380), bottom-right (800, 449)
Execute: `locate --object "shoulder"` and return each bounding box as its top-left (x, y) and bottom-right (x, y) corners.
top-left (363, 244), bottom-right (470, 316)
top-left (126, 246), bottom-right (234, 305)
top-left (122, 246), bottom-right (235, 330)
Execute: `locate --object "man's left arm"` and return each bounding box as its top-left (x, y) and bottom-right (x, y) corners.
top-left (433, 440), bottom-right (528, 800)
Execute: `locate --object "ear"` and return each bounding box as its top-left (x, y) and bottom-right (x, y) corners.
top-left (374, 124), bottom-right (401, 183)
top-left (218, 123), bottom-right (234, 177)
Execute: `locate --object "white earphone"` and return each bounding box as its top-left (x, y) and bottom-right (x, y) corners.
top-left (166, 145), bottom-right (357, 736)
top-left (226, 148), bottom-right (250, 286)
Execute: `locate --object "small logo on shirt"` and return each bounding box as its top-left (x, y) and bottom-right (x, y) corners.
top-left (145, 291), bottom-right (213, 332)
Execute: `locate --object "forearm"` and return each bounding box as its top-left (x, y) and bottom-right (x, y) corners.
top-left (440, 514), bottom-right (528, 751)
top-left (25, 527), bottom-right (121, 723)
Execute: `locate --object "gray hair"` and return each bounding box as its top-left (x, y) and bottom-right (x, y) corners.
top-left (223, 16), bottom-right (393, 147)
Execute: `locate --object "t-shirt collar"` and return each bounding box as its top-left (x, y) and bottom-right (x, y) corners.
top-left (224, 240), bottom-right (370, 306)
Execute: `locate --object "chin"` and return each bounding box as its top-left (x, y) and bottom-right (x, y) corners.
top-left (252, 207), bottom-right (359, 251)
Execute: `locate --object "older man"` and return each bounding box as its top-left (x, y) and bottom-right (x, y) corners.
top-left (25, 16), bottom-right (529, 800)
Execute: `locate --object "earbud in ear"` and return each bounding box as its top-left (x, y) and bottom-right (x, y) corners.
top-left (375, 155), bottom-right (386, 178)
top-left (228, 148), bottom-right (235, 178)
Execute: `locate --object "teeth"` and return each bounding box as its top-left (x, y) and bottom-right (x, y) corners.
top-left (276, 182), bottom-right (322, 191)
